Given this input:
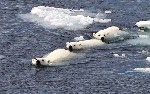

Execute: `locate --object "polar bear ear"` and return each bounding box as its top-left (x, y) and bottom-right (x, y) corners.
top-left (93, 33), bottom-right (96, 36)
top-left (66, 42), bottom-right (70, 45)
top-left (79, 43), bottom-right (82, 46)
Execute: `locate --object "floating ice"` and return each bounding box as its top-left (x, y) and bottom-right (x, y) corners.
top-left (126, 37), bottom-right (150, 45)
top-left (134, 68), bottom-right (150, 73)
top-left (113, 54), bottom-right (126, 58)
top-left (19, 6), bottom-right (109, 30)
top-left (135, 21), bottom-right (150, 29)
top-left (139, 35), bottom-right (149, 38)
top-left (94, 18), bottom-right (111, 23)
top-left (146, 57), bottom-right (150, 62)
top-left (105, 10), bottom-right (112, 14)
top-left (137, 50), bottom-right (149, 54)
top-left (74, 36), bottom-right (85, 42)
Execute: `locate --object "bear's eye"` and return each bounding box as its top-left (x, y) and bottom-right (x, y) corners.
top-left (74, 45), bottom-right (76, 46)
top-left (104, 34), bottom-right (106, 36)
top-left (98, 35), bottom-right (100, 36)
top-left (48, 60), bottom-right (50, 63)
top-left (42, 59), bottom-right (44, 61)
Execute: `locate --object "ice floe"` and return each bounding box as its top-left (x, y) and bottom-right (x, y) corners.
top-left (113, 54), bottom-right (126, 58)
top-left (135, 21), bottom-right (150, 31)
top-left (146, 57), bottom-right (150, 62)
top-left (74, 36), bottom-right (85, 42)
top-left (19, 6), bottom-right (110, 30)
top-left (134, 68), bottom-right (150, 73)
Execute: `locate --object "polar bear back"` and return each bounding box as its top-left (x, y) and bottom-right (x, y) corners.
top-left (44, 49), bottom-right (75, 62)
top-left (79, 39), bottom-right (105, 48)
top-left (104, 26), bottom-right (120, 34)
top-left (93, 26), bottom-right (122, 40)
top-left (66, 39), bottom-right (105, 50)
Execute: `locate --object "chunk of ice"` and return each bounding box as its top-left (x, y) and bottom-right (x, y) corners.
top-left (20, 6), bottom-right (108, 30)
top-left (74, 36), bottom-right (85, 41)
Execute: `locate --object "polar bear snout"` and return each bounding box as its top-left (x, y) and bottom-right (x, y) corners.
top-left (68, 45), bottom-right (73, 52)
top-left (32, 58), bottom-right (41, 66)
top-left (139, 27), bottom-right (145, 30)
top-left (101, 37), bottom-right (105, 42)
top-left (36, 60), bottom-right (41, 66)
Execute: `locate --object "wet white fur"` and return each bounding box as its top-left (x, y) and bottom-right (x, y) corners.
top-left (93, 26), bottom-right (121, 40)
top-left (32, 49), bottom-right (76, 66)
top-left (66, 39), bottom-right (105, 50)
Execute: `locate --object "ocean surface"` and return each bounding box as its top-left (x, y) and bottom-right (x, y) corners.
top-left (0, 0), bottom-right (150, 93)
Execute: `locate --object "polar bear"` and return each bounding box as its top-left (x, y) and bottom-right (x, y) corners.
top-left (93, 26), bottom-right (120, 41)
top-left (66, 39), bottom-right (105, 51)
top-left (32, 49), bottom-right (76, 66)
top-left (93, 26), bottom-right (129, 43)
top-left (135, 21), bottom-right (150, 31)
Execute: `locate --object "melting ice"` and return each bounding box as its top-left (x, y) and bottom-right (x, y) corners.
top-left (133, 68), bottom-right (150, 73)
top-left (19, 6), bottom-right (109, 30)
top-left (126, 33), bottom-right (150, 45)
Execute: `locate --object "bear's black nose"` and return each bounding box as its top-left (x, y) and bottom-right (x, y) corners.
top-left (69, 45), bottom-right (73, 52)
top-left (139, 27), bottom-right (145, 30)
top-left (36, 60), bottom-right (41, 66)
top-left (101, 37), bottom-right (105, 42)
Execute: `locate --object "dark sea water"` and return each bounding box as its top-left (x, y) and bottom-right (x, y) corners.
top-left (1, 0), bottom-right (150, 94)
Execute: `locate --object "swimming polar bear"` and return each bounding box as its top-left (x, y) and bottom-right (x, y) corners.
top-left (66, 39), bottom-right (105, 51)
top-left (93, 26), bottom-right (120, 41)
top-left (32, 49), bottom-right (76, 66)
top-left (93, 26), bottom-right (129, 43)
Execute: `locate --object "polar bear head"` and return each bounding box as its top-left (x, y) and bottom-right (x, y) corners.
top-left (66, 42), bottom-right (82, 51)
top-left (32, 58), bottom-right (49, 66)
top-left (93, 30), bottom-right (107, 42)
top-left (93, 26), bottom-right (120, 42)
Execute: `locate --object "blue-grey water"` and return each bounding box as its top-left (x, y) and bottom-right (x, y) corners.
top-left (1, 0), bottom-right (150, 94)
